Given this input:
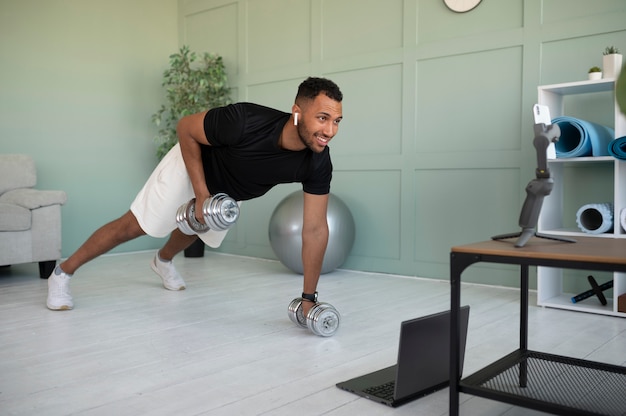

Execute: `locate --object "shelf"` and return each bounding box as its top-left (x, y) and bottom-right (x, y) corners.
top-left (538, 78), bottom-right (615, 95)
top-left (537, 293), bottom-right (626, 318)
top-left (539, 229), bottom-right (626, 239)
top-left (461, 349), bottom-right (626, 415)
top-left (548, 156), bottom-right (615, 164)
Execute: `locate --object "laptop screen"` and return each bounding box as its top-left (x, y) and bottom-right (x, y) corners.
top-left (394, 305), bottom-right (470, 400)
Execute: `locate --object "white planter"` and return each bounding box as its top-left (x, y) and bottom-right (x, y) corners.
top-left (603, 53), bottom-right (623, 79)
top-left (588, 71), bottom-right (602, 80)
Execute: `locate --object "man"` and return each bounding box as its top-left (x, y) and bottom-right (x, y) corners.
top-left (47, 77), bottom-right (344, 319)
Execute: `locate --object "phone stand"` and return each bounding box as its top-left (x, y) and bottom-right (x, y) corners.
top-left (492, 123), bottom-right (576, 248)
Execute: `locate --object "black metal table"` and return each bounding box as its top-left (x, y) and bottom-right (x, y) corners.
top-left (449, 236), bottom-right (626, 416)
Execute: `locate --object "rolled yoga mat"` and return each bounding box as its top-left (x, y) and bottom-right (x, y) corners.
top-left (575, 203), bottom-right (614, 234)
top-left (608, 136), bottom-right (626, 160)
top-left (621, 208), bottom-right (626, 233)
top-left (552, 116), bottom-right (615, 158)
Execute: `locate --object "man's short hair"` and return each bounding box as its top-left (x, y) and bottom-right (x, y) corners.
top-left (296, 77), bottom-right (343, 103)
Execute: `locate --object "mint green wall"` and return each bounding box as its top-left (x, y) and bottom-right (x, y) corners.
top-left (179, 0), bottom-right (626, 289)
top-left (1, 0), bottom-right (178, 254)
top-left (2, 0), bottom-right (625, 290)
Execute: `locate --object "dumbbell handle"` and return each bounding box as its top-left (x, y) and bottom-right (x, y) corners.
top-left (176, 193), bottom-right (239, 235)
top-left (176, 198), bottom-right (208, 235)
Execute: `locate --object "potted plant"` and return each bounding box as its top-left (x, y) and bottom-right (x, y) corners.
top-left (602, 46), bottom-right (622, 79)
top-left (588, 66), bottom-right (602, 80)
top-left (152, 45), bottom-right (232, 257)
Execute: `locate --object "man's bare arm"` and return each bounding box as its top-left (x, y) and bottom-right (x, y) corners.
top-left (301, 192), bottom-right (329, 311)
top-left (177, 111), bottom-right (212, 220)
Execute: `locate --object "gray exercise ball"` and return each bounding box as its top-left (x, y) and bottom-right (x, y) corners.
top-left (269, 191), bottom-right (355, 274)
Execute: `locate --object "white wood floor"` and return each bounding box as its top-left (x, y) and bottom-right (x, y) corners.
top-left (1, 251), bottom-right (625, 416)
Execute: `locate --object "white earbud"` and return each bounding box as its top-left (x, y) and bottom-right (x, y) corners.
top-left (294, 113), bottom-right (298, 126)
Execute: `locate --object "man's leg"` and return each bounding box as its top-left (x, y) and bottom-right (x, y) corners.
top-left (158, 229), bottom-right (199, 261)
top-left (47, 211), bottom-right (147, 310)
top-left (60, 210), bottom-right (146, 274)
top-left (60, 211), bottom-right (199, 271)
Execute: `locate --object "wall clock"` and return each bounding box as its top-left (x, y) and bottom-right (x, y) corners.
top-left (443, 0), bottom-right (482, 13)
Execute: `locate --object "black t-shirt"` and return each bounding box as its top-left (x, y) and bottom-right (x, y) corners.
top-left (201, 103), bottom-right (332, 201)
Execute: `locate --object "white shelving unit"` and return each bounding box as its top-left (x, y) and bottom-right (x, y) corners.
top-left (537, 78), bottom-right (626, 318)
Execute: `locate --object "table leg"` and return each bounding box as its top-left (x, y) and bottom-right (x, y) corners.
top-left (519, 264), bottom-right (529, 387)
top-left (450, 253), bottom-right (461, 416)
top-left (449, 253), bottom-right (478, 416)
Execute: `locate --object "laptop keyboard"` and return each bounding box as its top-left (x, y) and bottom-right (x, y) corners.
top-left (363, 381), bottom-right (395, 401)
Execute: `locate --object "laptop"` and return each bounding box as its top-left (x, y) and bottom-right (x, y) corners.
top-left (336, 305), bottom-right (470, 407)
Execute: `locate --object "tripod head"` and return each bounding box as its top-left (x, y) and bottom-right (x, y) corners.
top-left (533, 122), bottom-right (560, 180)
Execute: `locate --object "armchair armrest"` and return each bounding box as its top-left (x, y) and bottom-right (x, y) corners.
top-left (0, 188), bottom-right (67, 210)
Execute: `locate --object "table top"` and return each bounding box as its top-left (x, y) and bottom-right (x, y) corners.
top-left (452, 236), bottom-right (626, 266)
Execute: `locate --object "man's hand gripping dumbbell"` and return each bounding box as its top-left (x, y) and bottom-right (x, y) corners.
top-left (288, 291), bottom-right (341, 337)
top-left (176, 193), bottom-right (240, 234)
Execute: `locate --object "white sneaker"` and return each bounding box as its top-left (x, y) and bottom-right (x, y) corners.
top-left (47, 268), bottom-right (74, 310)
top-left (151, 254), bottom-right (186, 291)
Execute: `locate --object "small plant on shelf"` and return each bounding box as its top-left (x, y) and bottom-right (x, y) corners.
top-left (588, 66), bottom-right (602, 80)
top-left (603, 46), bottom-right (620, 55)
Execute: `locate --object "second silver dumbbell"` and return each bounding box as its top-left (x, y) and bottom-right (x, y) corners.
top-left (288, 297), bottom-right (341, 337)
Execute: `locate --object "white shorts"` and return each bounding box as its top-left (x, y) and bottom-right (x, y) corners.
top-left (130, 143), bottom-right (231, 248)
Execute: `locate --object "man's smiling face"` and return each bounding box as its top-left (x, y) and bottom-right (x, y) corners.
top-left (296, 93), bottom-right (343, 153)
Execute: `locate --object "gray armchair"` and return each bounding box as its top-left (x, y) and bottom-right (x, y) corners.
top-left (0, 154), bottom-right (67, 278)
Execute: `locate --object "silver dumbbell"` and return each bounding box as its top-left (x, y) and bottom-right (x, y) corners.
top-left (287, 298), bottom-right (341, 337)
top-left (202, 193), bottom-right (240, 231)
top-left (176, 193), bottom-right (239, 235)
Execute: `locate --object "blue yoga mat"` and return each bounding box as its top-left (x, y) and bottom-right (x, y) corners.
top-left (552, 116), bottom-right (615, 158)
top-left (608, 136), bottom-right (626, 160)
